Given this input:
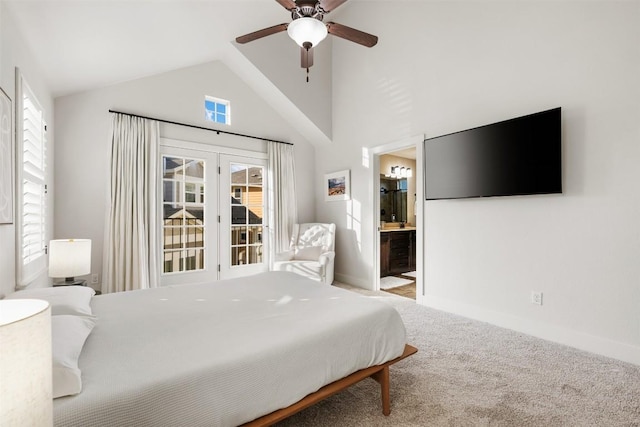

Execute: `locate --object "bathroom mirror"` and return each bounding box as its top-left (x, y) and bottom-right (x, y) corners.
top-left (380, 175), bottom-right (407, 223)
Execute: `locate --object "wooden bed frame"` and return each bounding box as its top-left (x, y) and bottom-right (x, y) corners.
top-left (243, 344), bottom-right (418, 426)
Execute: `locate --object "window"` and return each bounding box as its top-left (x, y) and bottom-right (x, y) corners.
top-left (204, 96), bottom-right (230, 125)
top-left (162, 156), bottom-right (206, 274)
top-left (16, 74), bottom-right (48, 285)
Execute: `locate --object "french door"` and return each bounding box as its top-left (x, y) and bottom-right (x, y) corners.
top-left (219, 154), bottom-right (268, 279)
top-left (160, 141), bottom-right (268, 286)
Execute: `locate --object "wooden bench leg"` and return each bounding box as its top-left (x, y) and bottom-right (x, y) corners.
top-left (371, 366), bottom-right (390, 415)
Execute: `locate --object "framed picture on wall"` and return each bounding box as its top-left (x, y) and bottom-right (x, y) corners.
top-left (0, 86), bottom-right (13, 224)
top-left (325, 169), bottom-right (350, 201)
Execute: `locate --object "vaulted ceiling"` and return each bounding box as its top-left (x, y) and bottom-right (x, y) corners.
top-left (4, 0), bottom-right (361, 145)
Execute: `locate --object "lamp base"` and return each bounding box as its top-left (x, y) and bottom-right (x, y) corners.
top-left (53, 278), bottom-right (87, 287)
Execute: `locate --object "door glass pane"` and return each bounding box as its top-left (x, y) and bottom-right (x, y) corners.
top-left (163, 250), bottom-right (183, 273)
top-left (163, 227), bottom-right (182, 250)
top-left (163, 181), bottom-right (183, 203)
top-left (248, 206), bottom-right (263, 224)
top-left (232, 226), bottom-right (247, 245)
top-left (185, 227), bottom-right (204, 248)
top-left (247, 226), bottom-right (262, 244)
top-left (184, 159), bottom-right (204, 181)
top-left (162, 155), bottom-right (206, 275)
top-left (248, 167), bottom-right (263, 185)
top-left (228, 162), bottom-right (264, 268)
top-left (231, 206), bottom-right (246, 224)
top-left (185, 249), bottom-right (204, 271)
top-left (231, 165), bottom-right (247, 184)
top-left (164, 205), bottom-right (183, 223)
top-left (163, 157), bottom-right (184, 179)
top-left (231, 187), bottom-right (243, 204)
top-left (232, 246), bottom-right (248, 266)
top-left (185, 207), bottom-right (204, 225)
top-left (248, 246), bottom-right (262, 264)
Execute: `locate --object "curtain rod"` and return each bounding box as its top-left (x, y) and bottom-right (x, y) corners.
top-left (108, 109), bottom-right (293, 146)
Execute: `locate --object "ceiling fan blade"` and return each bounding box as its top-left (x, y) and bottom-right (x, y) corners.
top-left (235, 23), bottom-right (288, 44)
top-left (275, 0), bottom-right (296, 10)
top-left (319, 0), bottom-right (349, 13)
top-left (327, 22), bottom-right (378, 47)
top-left (301, 46), bottom-right (314, 69)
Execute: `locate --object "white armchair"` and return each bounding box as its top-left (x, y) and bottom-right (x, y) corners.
top-left (273, 223), bottom-right (336, 285)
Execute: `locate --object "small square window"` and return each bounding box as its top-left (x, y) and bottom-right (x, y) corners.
top-left (205, 96), bottom-right (231, 125)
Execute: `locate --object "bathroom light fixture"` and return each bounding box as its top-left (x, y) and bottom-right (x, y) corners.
top-left (390, 166), bottom-right (412, 179)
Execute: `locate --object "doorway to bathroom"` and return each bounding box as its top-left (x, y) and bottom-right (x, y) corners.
top-left (371, 135), bottom-right (424, 303)
top-left (379, 149), bottom-right (417, 300)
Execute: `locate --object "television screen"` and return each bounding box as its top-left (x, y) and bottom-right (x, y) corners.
top-left (425, 108), bottom-right (562, 200)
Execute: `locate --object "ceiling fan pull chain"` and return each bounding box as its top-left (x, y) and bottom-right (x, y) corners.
top-left (307, 67), bottom-right (310, 83)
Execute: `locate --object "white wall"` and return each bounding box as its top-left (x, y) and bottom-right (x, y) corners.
top-left (0, 3), bottom-right (55, 296)
top-left (317, 1), bottom-right (640, 364)
top-left (54, 60), bottom-right (316, 291)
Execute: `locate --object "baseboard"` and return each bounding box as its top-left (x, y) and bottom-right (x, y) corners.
top-left (422, 294), bottom-right (640, 366)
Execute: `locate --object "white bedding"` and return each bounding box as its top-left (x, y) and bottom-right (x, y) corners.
top-left (53, 271), bottom-right (406, 427)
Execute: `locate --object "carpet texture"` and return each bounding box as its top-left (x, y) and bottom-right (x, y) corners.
top-left (276, 288), bottom-right (640, 426)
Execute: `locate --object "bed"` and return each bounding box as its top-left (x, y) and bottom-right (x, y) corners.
top-left (52, 271), bottom-right (413, 427)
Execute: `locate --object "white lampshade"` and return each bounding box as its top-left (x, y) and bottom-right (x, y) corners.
top-left (48, 239), bottom-right (91, 279)
top-left (0, 299), bottom-right (53, 426)
top-left (287, 17), bottom-right (328, 48)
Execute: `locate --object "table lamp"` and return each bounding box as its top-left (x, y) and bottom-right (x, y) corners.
top-left (48, 239), bottom-right (91, 286)
top-left (0, 299), bottom-right (53, 426)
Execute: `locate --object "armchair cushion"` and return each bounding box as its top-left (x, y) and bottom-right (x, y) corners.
top-left (293, 246), bottom-right (323, 261)
top-left (274, 250), bottom-right (294, 262)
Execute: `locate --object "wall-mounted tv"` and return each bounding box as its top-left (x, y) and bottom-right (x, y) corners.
top-left (424, 107), bottom-right (562, 200)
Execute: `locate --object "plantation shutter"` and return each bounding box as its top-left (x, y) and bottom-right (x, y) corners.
top-left (17, 74), bottom-right (48, 285)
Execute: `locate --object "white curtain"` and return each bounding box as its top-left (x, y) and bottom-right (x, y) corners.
top-left (267, 141), bottom-right (297, 266)
top-left (102, 114), bottom-right (160, 293)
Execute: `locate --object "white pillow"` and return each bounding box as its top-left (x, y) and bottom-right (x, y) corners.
top-left (52, 315), bottom-right (96, 398)
top-left (4, 286), bottom-right (95, 316)
top-left (294, 246), bottom-right (323, 261)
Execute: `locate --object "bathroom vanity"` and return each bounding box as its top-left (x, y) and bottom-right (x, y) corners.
top-left (380, 227), bottom-right (416, 277)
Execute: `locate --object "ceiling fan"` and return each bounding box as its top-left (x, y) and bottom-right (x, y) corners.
top-left (235, 0), bottom-right (378, 82)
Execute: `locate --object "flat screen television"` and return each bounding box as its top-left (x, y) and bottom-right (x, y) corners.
top-left (424, 107), bottom-right (562, 200)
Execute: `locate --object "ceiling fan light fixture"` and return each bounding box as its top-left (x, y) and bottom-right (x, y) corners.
top-left (287, 17), bottom-right (328, 48)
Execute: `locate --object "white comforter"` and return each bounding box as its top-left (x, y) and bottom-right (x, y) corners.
top-left (53, 271), bottom-right (407, 427)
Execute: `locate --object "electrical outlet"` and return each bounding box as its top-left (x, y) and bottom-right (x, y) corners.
top-left (531, 291), bottom-right (543, 305)
top-left (91, 274), bottom-right (99, 284)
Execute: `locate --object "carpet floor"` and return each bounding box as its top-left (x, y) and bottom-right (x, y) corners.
top-left (277, 288), bottom-right (640, 426)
